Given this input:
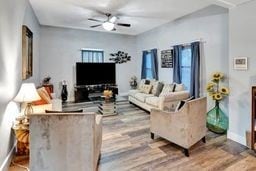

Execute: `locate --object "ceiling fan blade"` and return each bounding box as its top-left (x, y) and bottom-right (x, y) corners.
top-left (88, 18), bottom-right (104, 23)
top-left (117, 23), bottom-right (131, 27)
top-left (90, 24), bottom-right (102, 28)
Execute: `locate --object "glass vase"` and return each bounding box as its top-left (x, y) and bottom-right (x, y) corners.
top-left (206, 101), bottom-right (228, 134)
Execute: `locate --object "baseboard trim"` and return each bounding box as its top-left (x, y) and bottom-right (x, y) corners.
top-left (0, 142), bottom-right (16, 171)
top-left (227, 131), bottom-right (246, 146)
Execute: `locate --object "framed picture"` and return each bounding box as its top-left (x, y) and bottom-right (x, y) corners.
top-left (234, 57), bottom-right (247, 70)
top-left (22, 25), bottom-right (33, 80)
top-left (161, 49), bottom-right (173, 68)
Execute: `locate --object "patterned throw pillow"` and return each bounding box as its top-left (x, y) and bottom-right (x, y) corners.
top-left (175, 96), bottom-right (194, 112)
top-left (141, 84), bottom-right (153, 94)
top-left (159, 84), bottom-right (175, 97)
top-left (138, 79), bottom-right (146, 91)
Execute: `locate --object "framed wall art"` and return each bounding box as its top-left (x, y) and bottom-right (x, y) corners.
top-left (234, 57), bottom-right (247, 70)
top-left (22, 25), bottom-right (33, 80)
top-left (161, 49), bottom-right (173, 68)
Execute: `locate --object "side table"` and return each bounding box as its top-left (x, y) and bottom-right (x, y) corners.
top-left (98, 96), bottom-right (117, 116)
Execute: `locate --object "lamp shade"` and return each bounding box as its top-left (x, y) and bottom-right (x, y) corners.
top-left (102, 22), bottom-right (115, 31)
top-left (14, 83), bottom-right (41, 102)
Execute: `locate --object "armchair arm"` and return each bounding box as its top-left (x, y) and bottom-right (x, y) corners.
top-left (160, 91), bottom-right (190, 102)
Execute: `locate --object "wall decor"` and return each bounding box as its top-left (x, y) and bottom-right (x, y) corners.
top-left (234, 57), bottom-right (247, 70)
top-left (109, 51), bottom-right (131, 64)
top-left (22, 25), bottom-right (33, 80)
top-left (161, 49), bottom-right (173, 68)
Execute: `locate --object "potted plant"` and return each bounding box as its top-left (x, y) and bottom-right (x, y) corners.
top-left (129, 76), bottom-right (137, 89)
top-left (206, 72), bottom-right (230, 134)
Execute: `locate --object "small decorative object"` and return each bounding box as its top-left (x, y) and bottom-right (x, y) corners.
top-left (42, 76), bottom-right (51, 85)
top-left (109, 51), bottom-right (131, 64)
top-left (161, 49), bottom-right (173, 68)
top-left (234, 57), bottom-right (248, 70)
top-left (129, 76), bottom-right (137, 89)
top-left (61, 80), bottom-right (68, 102)
top-left (103, 90), bottom-right (113, 101)
top-left (206, 72), bottom-right (230, 134)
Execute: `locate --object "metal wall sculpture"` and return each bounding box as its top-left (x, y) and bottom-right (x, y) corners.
top-left (109, 51), bottom-right (131, 64)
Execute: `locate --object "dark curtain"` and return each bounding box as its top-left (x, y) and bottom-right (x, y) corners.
top-left (190, 42), bottom-right (200, 98)
top-left (151, 48), bottom-right (158, 80)
top-left (173, 45), bottom-right (183, 83)
top-left (141, 50), bottom-right (148, 79)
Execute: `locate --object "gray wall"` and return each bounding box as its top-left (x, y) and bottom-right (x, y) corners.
top-left (0, 0), bottom-right (40, 169)
top-left (39, 26), bottom-right (137, 101)
top-left (136, 5), bottom-right (229, 112)
top-left (228, 1), bottom-right (256, 145)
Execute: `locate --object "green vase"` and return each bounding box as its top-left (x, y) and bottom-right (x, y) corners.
top-left (206, 101), bottom-right (228, 134)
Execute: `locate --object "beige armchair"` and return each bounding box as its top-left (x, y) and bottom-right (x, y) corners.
top-left (30, 112), bottom-right (102, 171)
top-left (150, 97), bottom-right (207, 157)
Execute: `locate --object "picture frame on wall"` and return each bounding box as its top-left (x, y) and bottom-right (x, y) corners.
top-left (234, 57), bottom-right (247, 70)
top-left (22, 25), bottom-right (33, 80)
top-left (161, 49), bottom-right (173, 68)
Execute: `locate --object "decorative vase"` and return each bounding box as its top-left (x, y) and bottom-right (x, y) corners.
top-left (61, 81), bottom-right (68, 102)
top-left (206, 101), bottom-right (228, 134)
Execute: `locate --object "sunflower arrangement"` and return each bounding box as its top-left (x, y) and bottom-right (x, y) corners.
top-left (206, 72), bottom-right (229, 102)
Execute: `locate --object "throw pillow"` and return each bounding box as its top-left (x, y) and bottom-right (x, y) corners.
top-left (175, 96), bottom-right (195, 112)
top-left (37, 87), bottom-right (51, 104)
top-left (159, 83), bottom-right (175, 97)
top-left (141, 84), bottom-right (153, 94)
top-left (45, 109), bottom-right (83, 113)
top-left (152, 82), bottom-right (164, 97)
top-left (174, 83), bottom-right (184, 92)
top-left (138, 79), bottom-right (146, 91)
top-left (32, 87), bottom-right (51, 105)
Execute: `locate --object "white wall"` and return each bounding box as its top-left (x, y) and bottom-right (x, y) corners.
top-left (39, 26), bottom-right (137, 101)
top-left (136, 5), bottom-right (229, 112)
top-left (228, 1), bottom-right (256, 145)
top-left (0, 0), bottom-right (40, 169)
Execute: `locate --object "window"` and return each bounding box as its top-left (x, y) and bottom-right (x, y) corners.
top-left (145, 52), bottom-right (153, 79)
top-left (180, 46), bottom-right (192, 90)
top-left (81, 50), bottom-right (104, 63)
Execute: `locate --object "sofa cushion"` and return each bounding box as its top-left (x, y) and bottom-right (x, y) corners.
top-left (128, 89), bottom-right (140, 97)
top-left (134, 93), bottom-right (154, 102)
top-left (140, 84), bottom-right (153, 94)
top-left (159, 84), bottom-right (175, 97)
top-left (152, 81), bottom-right (164, 97)
top-left (145, 96), bottom-right (159, 107)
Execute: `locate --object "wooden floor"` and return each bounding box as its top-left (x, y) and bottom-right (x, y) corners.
top-left (9, 100), bottom-right (256, 171)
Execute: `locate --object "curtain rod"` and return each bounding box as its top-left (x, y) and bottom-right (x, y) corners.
top-left (170, 38), bottom-right (206, 47)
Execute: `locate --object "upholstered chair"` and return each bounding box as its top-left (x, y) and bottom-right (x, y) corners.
top-left (150, 97), bottom-right (207, 156)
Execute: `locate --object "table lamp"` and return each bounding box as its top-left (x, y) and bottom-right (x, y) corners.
top-left (14, 83), bottom-right (41, 120)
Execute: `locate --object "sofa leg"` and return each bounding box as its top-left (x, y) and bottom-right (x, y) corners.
top-left (151, 132), bottom-right (154, 139)
top-left (183, 148), bottom-right (189, 157)
top-left (202, 136), bottom-right (206, 143)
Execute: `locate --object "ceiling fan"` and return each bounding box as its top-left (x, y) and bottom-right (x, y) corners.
top-left (88, 13), bottom-right (131, 31)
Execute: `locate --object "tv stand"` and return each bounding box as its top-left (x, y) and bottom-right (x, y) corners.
top-left (74, 84), bottom-right (118, 103)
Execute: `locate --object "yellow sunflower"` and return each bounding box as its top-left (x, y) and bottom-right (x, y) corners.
top-left (212, 72), bottom-right (224, 82)
top-left (206, 82), bottom-right (215, 92)
top-left (213, 93), bottom-right (223, 101)
top-left (220, 87), bottom-right (229, 95)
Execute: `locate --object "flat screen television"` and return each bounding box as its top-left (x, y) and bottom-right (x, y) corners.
top-left (76, 62), bottom-right (116, 85)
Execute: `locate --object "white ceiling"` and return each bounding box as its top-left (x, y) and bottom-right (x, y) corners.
top-left (29, 0), bottom-right (253, 35)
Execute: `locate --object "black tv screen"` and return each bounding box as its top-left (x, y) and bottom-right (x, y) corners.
top-left (76, 63), bottom-right (116, 85)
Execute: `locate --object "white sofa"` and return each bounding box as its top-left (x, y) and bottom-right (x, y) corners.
top-left (128, 81), bottom-right (190, 112)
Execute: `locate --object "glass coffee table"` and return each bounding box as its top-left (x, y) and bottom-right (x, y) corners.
top-left (97, 96), bottom-right (126, 116)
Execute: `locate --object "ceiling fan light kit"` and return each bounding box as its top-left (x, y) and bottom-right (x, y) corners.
top-left (102, 22), bottom-right (115, 31)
